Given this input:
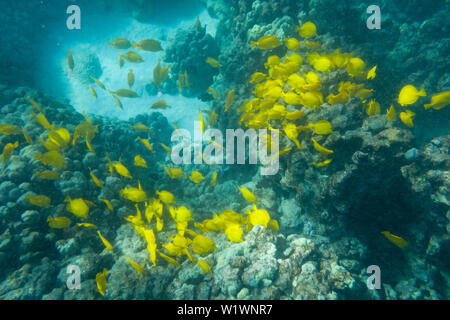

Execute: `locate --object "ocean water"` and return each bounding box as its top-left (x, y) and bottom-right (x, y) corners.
top-left (0, 0), bottom-right (448, 300)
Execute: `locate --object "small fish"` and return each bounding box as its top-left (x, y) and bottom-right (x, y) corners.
top-left (224, 224), bottom-right (244, 242)
top-left (199, 110), bottom-right (205, 134)
top-left (90, 76), bottom-right (106, 90)
top-left (381, 231), bottom-right (409, 249)
top-left (398, 85), bottom-right (426, 107)
top-left (137, 137), bottom-right (154, 152)
top-left (35, 150), bottom-right (66, 168)
top-left (108, 38), bottom-right (131, 49)
top-left (109, 89), bottom-right (139, 98)
top-left (157, 250), bottom-right (181, 266)
top-left (160, 143), bottom-right (172, 154)
top-left (312, 159), bottom-right (333, 167)
top-left (89, 168), bottom-right (104, 188)
top-left (26, 98), bottom-right (43, 113)
top-left (150, 100), bottom-right (171, 109)
top-left (366, 99), bottom-right (380, 116)
top-left (89, 84), bottom-right (97, 100)
top-left (206, 88), bottom-right (220, 99)
top-left (1, 141), bottom-right (19, 166)
top-left (424, 91), bottom-right (450, 110)
top-left (399, 110), bottom-right (416, 128)
top-left (206, 57), bottom-right (222, 68)
top-left (238, 187), bottom-right (258, 203)
top-left (156, 190), bottom-right (175, 205)
top-left (189, 171), bottom-right (205, 183)
top-left (32, 112), bottom-right (53, 131)
top-left (67, 49), bottom-right (74, 71)
top-left (22, 129), bottom-right (33, 145)
top-left (249, 72), bottom-right (266, 84)
top-left (284, 37), bottom-right (300, 51)
top-left (130, 123), bottom-right (151, 132)
top-left (194, 16), bottom-right (201, 30)
top-left (112, 95), bottom-right (123, 110)
top-left (158, 163), bottom-right (185, 179)
top-left (250, 35), bottom-right (283, 50)
top-left (311, 137), bottom-right (333, 154)
top-left (26, 194), bottom-right (51, 207)
top-left (197, 260), bottom-right (212, 275)
top-left (99, 198), bottom-right (114, 212)
top-left (296, 21), bottom-right (317, 38)
top-left (128, 69), bottom-right (135, 88)
top-left (86, 137), bottom-right (95, 154)
top-left (308, 120), bottom-right (333, 135)
top-left (367, 66), bottom-right (377, 80)
top-left (119, 55), bottom-right (125, 68)
top-left (184, 71), bottom-right (190, 88)
top-left (178, 73), bottom-right (185, 92)
top-left (96, 268), bottom-right (108, 296)
top-left (119, 51), bottom-right (144, 63)
top-left (132, 39), bottom-right (163, 52)
top-left (124, 255), bottom-right (145, 275)
top-left (97, 230), bottom-right (114, 252)
top-left (77, 222), bottom-right (97, 229)
top-left (113, 160), bottom-right (132, 178)
top-left (386, 104), bottom-right (397, 122)
top-left (65, 197), bottom-right (93, 219)
top-left (134, 155), bottom-right (147, 168)
top-left (0, 124), bottom-right (21, 136)
top-left (47, 216), bottom-right (71, 229)
top-left (32, 170), bottom-right (60, 180)
top-left (210, 172), bottom-right (217, 187)
top-left (225, 89), bottom-right (235, 112)
top-left (153, 59), bottom-right (172, 89)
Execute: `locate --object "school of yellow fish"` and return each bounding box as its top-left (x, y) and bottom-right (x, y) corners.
top-left (1, 19), bottom-right (448, 297)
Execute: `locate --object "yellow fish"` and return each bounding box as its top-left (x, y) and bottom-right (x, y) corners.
top-left (160, 143), bottom-right (172, 154)
top-left (308, 120), bottom-right (333, 135)
top-left (120, 183), bottom-right (147, 202)
top-left (119, 51), bottom-right (144, 63)
top-left (124, 255), bottom-right (145, 276)
top-left (283, 122), bottom-right (302, 149)
top-left (153, 59), bottom-right (172, 88)
top-left (399, 110), bottom-right (416, 128)
top-left (250, 35), bottom-right (283, 50)
top-left (35, 150), bottom-right (66, 168)
top-left (207, 87), bottom-right (220, 99)
top-left (128, 69), bottom-right (135, 88)
top-left (65, 197), bottom-right (92, 219)
top-left (33, 112), bottom-right (53, 131)
top-left (225, 89), bottom-right (235, 112)
top-left (67, 48), bottom-right (74, 71)
top-left (89, 168), bottom-right (104, 188)
top-left (156, 190), bottom-right (175, 205)
top-left (132, 39), bottom-right (163, 52)
top-left (137, 137), bottom-right (154, 152)
top-left (224, 224), bottom-right (244, 242)
top-left (97, 230), bottom-right (114, 252)
top-left (238, 187), bottom-right (258, 203)
top-left (157, 250), bottom-right (181, 266)
top-left (96, 268), bottom-right (108, 296)
top-left (130, 123), bottom-right (151, 132)
top-left (26, 98), bottom-right (43, 113)
top-left (311, 137), bottom-right (334, 154)
top-left (26, 194), bottom-right (51, 207)
top-left (158, 163), bottom-right (185, 179)
top-left (199, 111), bottom-right (205, 134)
top-left (0, 124), bottom-right (21, 136)
top-left (144, 229), bottom-right (157, 266)
top-left (109, 89), bottom-right (139, 98)
top-left (1, 141), bottom-right (19, 166)
top-left (297, 22), bottom-right (317, 38)
top-left (424, 91), bottom-right (450, 110)
top-left (398, 85), bottom-right (426, 106)
top-left (184, 71), bottom-right (190, 88)
top-left (197, 260), bottom-right (213, 275)
top-left (206, 57), bottom-right (222, 68)
top-left (178, 73), bottom-right (185, 92)
top-left (86, 137), bottom-right (95, 154)
top-left (366, 66), bottom-right (377, 80)
top-left (108, 38), bottom-right (131, 49)
top-left (366, 99), bottom-right (380, 116)
top-left (113, 160), bottom-right (132, 178)
top-left (99, 198), bottom-right (114, 212)
top-left (386, 104), bottom-right (397, 122)
top-left (112, 95), bottom-right (123, 110)
top-left (150, 99), bottom-right (172, 109)
top-left (284, 37), bottom-right (300, 51)
top-left (312, 159), bottom-right (333, 167)
top-left (134, 155), bottom-right (147, 168)
top-left (189, 171), bottom-right (205, 183)
top-left (32, 170), bottom-right (60, 180)
top-left (211, 172), bottom-right (217, 187)
top-left (89, 76), bottom-right (106, 90)
top-left (381, 231), bottom-right (409, 249)
top-left (76, 222), bottom-right (97, 229)
top-left (89, 84), bottom-right (97, 100)
top-left (47, 216), bottom-right (71, 229)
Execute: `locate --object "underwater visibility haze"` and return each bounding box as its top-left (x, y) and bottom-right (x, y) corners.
top-left (0, 0), bottom-right (448, 300)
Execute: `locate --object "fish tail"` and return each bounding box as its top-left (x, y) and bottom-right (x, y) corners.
top-left (250, 41), bottom-right (257, 48)
top-left (424, 103), bottom-right (431, 110)
top-left (131, 41), bottom-right (137, 48)
top-left (418, 88), bottom-right (427, 96)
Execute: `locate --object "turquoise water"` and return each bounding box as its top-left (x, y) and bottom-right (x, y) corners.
top-left (0, 0), bottom-right (448, 300)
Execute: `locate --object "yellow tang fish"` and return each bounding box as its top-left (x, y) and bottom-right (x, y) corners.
top-left (134, 155), bottom-right (147, 168)
top-left (189, 171), bottom-right (205, 183)
top-left (109, 89), bottom-right (139, 98)
top-left (67, 48), bottom-right (74, 71)
top-left (381, 231), bottom-right (409, 249)
top-left (225, 89), bottom-right (235, 112)
top-left (250, 35), bottom-right (283, 50)
top-left (120, 183), bottom-right (147, 202)
top-left (296, 21), bottom-right (317, 38)
top-left (99, 198), bottom-right (114, 212)
top-left (137, 137), bottom-right (154, 153)
top-left (144, 229), bottom-right (157, 266)
top-left (1, 141), bottom-right (19, 166)
top-left (386, 104), bottom-right (397, 122)
top-left (124, 255), bottom-right (145, 276)
top-left (89, 168), bottom-right (104, 188)
top-left (108, 38), bottom-right (131, 49)
top-left (36, 150), bottom-right (66, 168)
top-left (33, 112), bottom-right (53, 131)
top-left (184, 71), bottom-right (190, 88)
top-left (206, 57), bottom-right (222, 68)
top-left (96, 269), bottom-right (108, 296)
top-left (26, 194), bottom-right (51, 207)
top-left (132, 39), bottom-right (162, 52)
top-left (312, 159), bottom-right (333, 167)
top-left (399, 110), bottom-right (416, 128)
top-left (65, 197), bottom-right (93, 219)
top-left (118, 51), bottom-right (144, 63)
top-left (127, 69), bottom-right (135, 88)
top-left (158, 163), bottom-right (185, 179)
top-left (424, 91), bottom-right (450, 110)
top-left (199, 110), bottom-right (205, 134)
top-left (160, 143), bottom-right (172, 154)
top-left (150, 99), bottom-right (172, 109)
top-left (178, 73), bottom-right (184, 92)
top-left (26, 98), bottom-right (43, 113)
top-left (47, 216), bottom-right (71, 229)
top-left (308, 120), bottom-right (333, 135)
top-left (33, 170), bottom-right (60, 180)
top-left (224, 224), bottom-right (244, 242)
top-left (197, 260), bottom-right (213, 274)
top-left (156, 190), bottom-right (175, 205)
top-left (97, 230), bottom-right (114, 252)
top-left (367, 66), bottom-right (377, 80)
top-left (112, 95), bottom-right (123, 110)
top-left (238, 187), bottom-right (258, 203)
top-left (113, 160), bottom-right (132, 178)
top-left (86, 137), bottom-right (95, 154)
top-left (129, 124), bottom-right (150, 133)
top-left (366, 99), bottom-right (380, 116)
top-left (89, 76), bottom-right (106, 90)
top-left (207, 87), bottom-right (220, 99)
top-left (0, 124), bottom-right (21, 136)
top-left (284, 37), bottom-right (300, 51)
top-left (398, 85), bottom-right (426, 106)
top-left (157, 250), bottom-right (181, 266)
top-left (210, 172), bottom-right (217, 187)
top-left (311, 137), bottom-right (334, 154)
